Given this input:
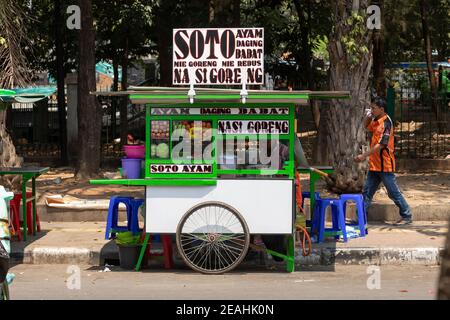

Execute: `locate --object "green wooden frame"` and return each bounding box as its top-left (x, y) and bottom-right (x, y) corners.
top-left (144, 102), bottom-right (296, 180)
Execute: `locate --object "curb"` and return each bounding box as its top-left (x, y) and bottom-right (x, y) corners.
top-left (12, 247), bottom-right (99, 265)
top-left (293, 247), bottom-right (443, 266)
top-left (38, 203), bottom-right (450, 222)
top-left (11, 246), bottom-right (445, 267)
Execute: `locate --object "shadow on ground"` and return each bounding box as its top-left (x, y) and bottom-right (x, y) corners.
top-left (93, 235), bottom-right (339, 274)
top-left (10, 230), bottom-right (50, 267)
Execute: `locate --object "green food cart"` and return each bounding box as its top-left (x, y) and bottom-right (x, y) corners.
top-left (91, 87), bottom-right (349, 274)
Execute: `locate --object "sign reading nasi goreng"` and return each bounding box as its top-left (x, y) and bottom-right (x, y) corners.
top-left (218, 120), bottom-right (289, 135)
top-left (173, 28), bottom-right (264, 85)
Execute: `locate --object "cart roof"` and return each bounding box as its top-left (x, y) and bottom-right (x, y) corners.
top-left (91, 86), bottom-right (350, 105)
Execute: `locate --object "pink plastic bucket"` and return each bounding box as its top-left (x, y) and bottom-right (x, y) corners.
top-left (123, 144), bottom-right (145, 159)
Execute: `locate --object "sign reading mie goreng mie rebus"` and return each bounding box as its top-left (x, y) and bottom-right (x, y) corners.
top-left (173, 28), bottom-right (264, 85)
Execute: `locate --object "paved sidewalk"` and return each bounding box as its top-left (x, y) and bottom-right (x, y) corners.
top-left (10, 221), bottom-right (449, 267)
top-left (32, 169), bottom-right (450, 222)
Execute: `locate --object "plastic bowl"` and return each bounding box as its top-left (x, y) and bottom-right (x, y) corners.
top-left (123, 144), bottom-right (145, 159)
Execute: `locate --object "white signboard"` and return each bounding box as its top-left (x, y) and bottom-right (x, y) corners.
top-left (217, 120), bottom-right (289, 135)
top-left (145, 180), bottom-right (294, 234)
top-left (173, 28), bottom-right (264, 85)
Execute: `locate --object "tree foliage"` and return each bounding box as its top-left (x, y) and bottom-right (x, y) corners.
top-left (94, 0), bottom-right (155, 65)
top-left (241, 0), bottom-right (332, 89)
top-left (22, 0), bottom-right (78, 79)
top-left (0, 0), bottom-right (32, 88)
top-left (384, 0), bottom-right (449, 64)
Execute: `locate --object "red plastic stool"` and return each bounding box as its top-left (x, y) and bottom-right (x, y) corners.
top-left (144, 235), bottom-right (174, 269)
top-left (13, 192), bottom-right (41, 236)
top-left (9, 201), bottom-right (23, 241)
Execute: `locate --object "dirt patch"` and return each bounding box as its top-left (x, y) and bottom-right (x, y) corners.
top-left (302, 170), bottom-right (450, 206)
top-left (33, 168), bottom-right (144, 204)
top-left (28, 167), bottom-right (450, 206)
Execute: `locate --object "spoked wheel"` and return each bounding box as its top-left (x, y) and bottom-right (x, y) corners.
top-left (176, 201), bottom-right (250, 274)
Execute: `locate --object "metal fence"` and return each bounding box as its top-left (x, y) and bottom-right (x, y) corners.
top-left (7, 100), bottom-right (61, 162)
top-left (393, 88), bottom-right (449, 159)
top-left (7, 88), bottom-right (449, 164)
top-left (99, 95), bottom-right (146, 160)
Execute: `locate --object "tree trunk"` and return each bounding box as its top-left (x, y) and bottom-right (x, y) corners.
top-left (55, 0), bottom-right (68, 165)
top-left (76, 0), bottom-right (102, 179)
top-left (313, 100), bottom-right (331, 165)
top-left (373, 32), bottom-right (385, 96)
top-left (232, 0), bottom-right (240, 27)
top-left (0, 0), bottom-right (28, 191)
top-left (157, 35), bottom-right (171, 86)
top-left (372, 0), bottom-right (385, 97)
top-left (0, 106), bottom-right (22, 191)
top-left (419, 0), bottom-right (440, 124)
top-left (120, 37), bottom-right (129, 146)
top-left (293, 0), bottom-right (312, 89)
top-left (293, 0), bottom-right (320, 130)
top-left (438, 218), bottom-right (450, 299)
top-left (304, 0), bottom-right (321, 130)
top-left (318, 0), bottom-right (373, 194)
top-left (209, 0), bottom-right (237, 27)
top-left (111, 59), bottom-right (119, 140)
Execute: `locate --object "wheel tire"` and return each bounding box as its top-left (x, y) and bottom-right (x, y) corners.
top-left (176, 201), bottom-right (250, 274)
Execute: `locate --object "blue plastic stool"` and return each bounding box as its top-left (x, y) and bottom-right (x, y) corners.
top-left (340, 194), bottom-right (368, 237)
top-left (129, 198), bottom-right (145, 235)
top-left (105, 196), bottom-right (142, 240)
top-left (301, 191), bottom-right (321, 209)
top-left (311, 198), bottom-right (347, 243)
top-left (301, 192), bottom-right (321, 226)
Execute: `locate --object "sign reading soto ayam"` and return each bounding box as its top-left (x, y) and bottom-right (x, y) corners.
top-left (150, 164), bottom-right (213, 174)
top-left (173, 28), bottom-right (264, 85)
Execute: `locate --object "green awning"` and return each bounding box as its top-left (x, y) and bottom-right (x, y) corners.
top-left (0, 86), bottom-right (57, 103)
top-left (91, 86), bottom-right (350, 105)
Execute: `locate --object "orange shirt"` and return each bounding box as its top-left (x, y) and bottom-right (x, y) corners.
top-left (366, 114), bottom-right (396, 172)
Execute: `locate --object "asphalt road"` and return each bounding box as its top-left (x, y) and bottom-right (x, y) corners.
top-left (7, 263), bottom-right (441, 300)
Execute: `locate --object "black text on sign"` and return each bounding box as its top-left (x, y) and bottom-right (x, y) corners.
top-left (217, 120), bottom-right (289, 134)
top-left (173, 28), bottom-right (264, 85)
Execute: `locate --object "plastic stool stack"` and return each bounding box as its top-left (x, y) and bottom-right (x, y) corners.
top-left (300, 191), bottom-right (321, 209)
top-left (311, 193), bottom-right (368, 243)
top-left (9, 193), bottom-right (41, 241)
top-left (143, 234), bottom-right (174, 269)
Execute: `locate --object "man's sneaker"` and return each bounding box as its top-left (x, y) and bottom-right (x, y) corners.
top-left (394, 217), bottom-right (413, 226)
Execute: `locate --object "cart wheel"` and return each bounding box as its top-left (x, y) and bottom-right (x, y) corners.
top-left (176, 201), bottom-right (250, 274)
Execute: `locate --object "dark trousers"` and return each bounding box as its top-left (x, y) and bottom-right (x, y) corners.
top-left (363, 171), bottom-right (412, 219)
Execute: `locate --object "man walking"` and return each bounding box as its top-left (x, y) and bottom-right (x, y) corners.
top-left (355, 97), bottom-right (413, 225)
